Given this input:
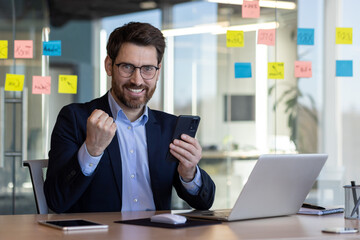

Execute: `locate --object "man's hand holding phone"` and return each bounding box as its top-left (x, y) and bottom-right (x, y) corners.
top-left (169, 134), bottom-right (202, 182)
top-left (167, 115), bottom-right (201, 182)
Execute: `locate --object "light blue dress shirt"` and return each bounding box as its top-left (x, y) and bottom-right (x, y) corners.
top-left (77, 93), bottom-right (202, 211)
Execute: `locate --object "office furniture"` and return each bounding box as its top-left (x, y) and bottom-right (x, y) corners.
top-left (0, 211), bottom-right (354, 239)
top-left (23, 159), bottom-right (49, 214)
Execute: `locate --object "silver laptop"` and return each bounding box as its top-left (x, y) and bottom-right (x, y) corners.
top-left (182, 154), bottom-right (328, 221)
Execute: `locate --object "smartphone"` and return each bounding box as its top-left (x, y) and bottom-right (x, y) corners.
top-left (38, 219), bottom-right (109, 231)
top-left (166, 115), bottom-right (200, 162)
top-left (321, 227), bottom-right (358, 234)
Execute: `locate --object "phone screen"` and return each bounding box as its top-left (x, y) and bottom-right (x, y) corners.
top-left (166, 115), bottom-right (200, 162)
top-left (322, 227), bottom-right (358, 234)
top-left (38, 219), bottom-right (109, 231)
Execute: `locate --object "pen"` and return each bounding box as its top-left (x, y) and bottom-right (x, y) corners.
top-left (351, 181), bottom-right (358, 217)
top-left (301, 203), bottom-right (326, 210)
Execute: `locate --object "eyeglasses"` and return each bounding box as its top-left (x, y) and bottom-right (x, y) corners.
top-left (115, 63), bottom-right (160, 80)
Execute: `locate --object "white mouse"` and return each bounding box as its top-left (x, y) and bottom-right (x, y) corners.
top-left (150, 213), bottom-right (187, 225)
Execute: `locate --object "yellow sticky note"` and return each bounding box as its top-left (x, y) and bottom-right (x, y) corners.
top-left (268, 62), bottom-right (284, 79)
top-left (5, 74), bottom-right (25, 91)
top-left (336, 28), bottom-right (352, 44)
top-left (0, 40), bottom-right (8, 59)
top-left (58, 75), bottom-right (77, 94)
top-left (226, 30), bottom-right (244, 47)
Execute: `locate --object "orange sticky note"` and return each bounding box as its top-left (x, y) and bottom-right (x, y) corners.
top-left (226, 30), bottom-right (244, 47)
top-left (0, 40), bottom-right (8, 59)
top-left (336, 28), bottom-right (352, 44)
top-left (58, 75), bottom-right (77, 94)
top-left (257, 29), bottom-right (276, 46)
top-left (268, 62), bottom-right (284, 79)
top-left (14, 40), bottom-right (33, 58)
top-left (242, 0), bottom-right (260, 18)
top-left (32, 76), bottom-right (51, 94)
top-left (294, 61), bottom-right (312, 78)
top-left (5, 73), bottom-right (25, 91)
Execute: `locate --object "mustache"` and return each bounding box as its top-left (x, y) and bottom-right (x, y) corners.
top-left (124, 83), bottom-right (148, 90)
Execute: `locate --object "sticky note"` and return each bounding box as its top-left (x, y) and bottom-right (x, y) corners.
top-left (297, 28), bottom-right (314, 45)
top-left (242, 0), bottom-right (260, 18)
top-left (0, 40), bottom-right (8, 59)
top-left (32, 76), bottom-right (51, 94)
top-left (58, 75), bottom-right (77, 94)
top-left (336, 28), bottom-right (352, 44)
top-left (43, 40), bottom-right (61, 56)
top-left (5, 74), bottom-right (25, 91)
top-left (336, 60), bottom-right (353, 77)
top-left (234, 63), bottom-right (252, 78)
top-left (294, 61), bottom-right (312, 78)
top-left (257, 29), bottom-right (276, 46)
top-left (14, 40), bottom-right (33, 58)
top-left (226, 30), bottom-right (244, 47)
top-left (268, 62), bottom-right (284, 79)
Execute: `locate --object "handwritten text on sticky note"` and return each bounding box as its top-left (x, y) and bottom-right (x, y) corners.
top-left (14, 40), bottom-right (33, 58)
top-left (336, 60), bottom-right (353, 77)
top-left (242, 0), bottom-right (260, 18)
top-left (0, 40), bottom-right (8, 59)
top-left (294, 61), bottom-right (312, 78)
top-left (32, 76), bottom-right (51, 94)
top-left (5, 74), bottom-right (25, 91)
top-left (226, 30), bottom-right (244, 47)
top-left (258, 29), bottom-right (275, 46)
top-left (268, 62), bottom-right (284, 79)
top-left (297, 28), bottom-right (314, 45)
top-left (59, 75), bottom-right (77, 94)
top-left (235, 63), bottom-right (252, 78)
top-left (336, 28), bottom-right (353, 44)
top-left (43, 40), bottom-right (61, 56)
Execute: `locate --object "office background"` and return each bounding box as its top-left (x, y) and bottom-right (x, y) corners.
top-left (0, 0), bottom-right (357, 214)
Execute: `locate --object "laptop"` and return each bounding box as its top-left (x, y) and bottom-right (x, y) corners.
top-left (182, 154), bottom-right (328, 221)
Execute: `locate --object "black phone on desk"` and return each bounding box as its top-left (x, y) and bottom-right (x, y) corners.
top-left (166, 115), bottom-right (200, 162)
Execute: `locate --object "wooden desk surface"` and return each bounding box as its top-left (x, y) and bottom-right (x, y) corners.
top-left (0, 211), bottom-right (358, 239)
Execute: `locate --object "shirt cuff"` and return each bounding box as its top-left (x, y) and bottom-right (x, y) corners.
top-left (78, 142), bottom-right (103, 176)
top-left (180, 165), bottom-right (202, 195)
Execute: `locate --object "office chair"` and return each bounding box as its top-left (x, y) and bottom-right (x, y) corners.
top-left (23, 159), bottom-right (48, 214)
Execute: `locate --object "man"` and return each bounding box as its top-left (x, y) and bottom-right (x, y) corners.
top-left (44, 22), bottom-right (215, 213)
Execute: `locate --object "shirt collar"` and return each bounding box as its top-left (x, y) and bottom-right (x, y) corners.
top-left (107, 91), bottom-right (148, 125)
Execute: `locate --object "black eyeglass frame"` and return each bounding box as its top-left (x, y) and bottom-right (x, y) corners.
top-left (114, 62), bottom-right (160, 80)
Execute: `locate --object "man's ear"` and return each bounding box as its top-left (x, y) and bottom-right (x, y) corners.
top-left (105, 56), bottom-right (113, 76)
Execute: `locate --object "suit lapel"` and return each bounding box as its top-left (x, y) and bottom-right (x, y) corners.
top-left (146, 109), bottom-right (162, 201)
top-left (97, 93), bottom-right (123, 200)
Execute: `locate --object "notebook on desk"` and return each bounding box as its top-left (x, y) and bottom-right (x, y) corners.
top-left (181, 154), bottom-right (328, 222)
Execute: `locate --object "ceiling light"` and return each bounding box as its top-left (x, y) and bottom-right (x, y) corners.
top-left (162, 21), bottom-right (279, 37)
top-left (140, 1), bottom-right (157, 9)
top-left (207, 0), bottom-right (297, 10)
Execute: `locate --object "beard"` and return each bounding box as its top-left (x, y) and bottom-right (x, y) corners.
top-left (111, 79), bottom-right (156, 109)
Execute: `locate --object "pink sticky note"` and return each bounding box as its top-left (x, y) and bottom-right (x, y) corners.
top-left (14, 40), bottom-right (33, 59)
top-left (294, 61), bottom-right (312, 78)
top-left (242, 0), bottom-right (260, 18)
top-left (32, 76), bottom-right (51, 94)
top-left (257, 29), bottom-right (276, 46)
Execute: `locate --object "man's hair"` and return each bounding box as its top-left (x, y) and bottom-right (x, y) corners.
top-left (106, 22), bottom-right (166, 65)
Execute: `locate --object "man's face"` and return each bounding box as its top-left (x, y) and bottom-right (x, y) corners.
top-left (106, 42), bottom-right (161, 110)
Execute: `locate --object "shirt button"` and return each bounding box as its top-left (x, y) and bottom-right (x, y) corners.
top-left (133, 198), bottom-right (138, 203)
top-left (127, 126), bottom-right (131, 130)
top-left (131, 174), bottom-right (135, 179)
top-left (89, 163), bottom-right (93, 167)
top-left (130, 149), bottom-right (134, 154)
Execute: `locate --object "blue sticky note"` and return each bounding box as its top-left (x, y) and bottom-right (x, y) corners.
top-left (336, 60), bottom-right (353, 77)
top-left (297, 28), bottom-right (314, 45)
top-left (43, 40), bottom-right (61, 56)
top-left (235, 63), bottom-right (252, 78)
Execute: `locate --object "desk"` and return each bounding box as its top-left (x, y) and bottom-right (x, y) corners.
top-left (0, 211), bottom-right (358, 239)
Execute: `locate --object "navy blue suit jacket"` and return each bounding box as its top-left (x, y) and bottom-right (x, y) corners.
top-left (44, 93), bottom-right (215, 213)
